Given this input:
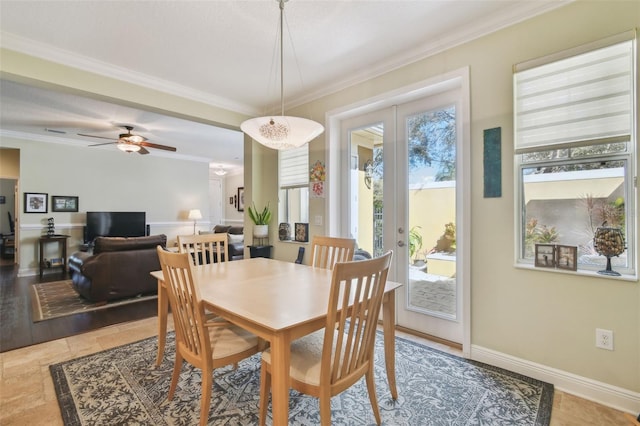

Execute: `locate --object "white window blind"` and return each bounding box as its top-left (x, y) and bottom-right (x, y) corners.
top-left (514, 34), bottom-right (634, 153)
top-left (279, 145), bottom-right (309, 189)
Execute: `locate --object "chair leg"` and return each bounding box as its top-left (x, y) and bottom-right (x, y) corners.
top-left (319, 390), bottom-right (332, 426)
top-left (365, 367), bottom-right (381, 425)
top-left (259, 360), bottom-right (271, 426)
top-left (156, 283), bottom-right (169, 367)
top-left (199, 367), bottom-right (213, 426)
top-left (168, 352), bottom-right (183, 400)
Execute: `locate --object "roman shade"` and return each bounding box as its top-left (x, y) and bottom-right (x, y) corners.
top-left (513, 31), bottom-right (635, 154)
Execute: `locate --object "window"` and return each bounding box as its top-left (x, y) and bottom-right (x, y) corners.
top-left (279, 145), bottom-right (309, 235)
top-left (514, 32), bottom-right (636, 276)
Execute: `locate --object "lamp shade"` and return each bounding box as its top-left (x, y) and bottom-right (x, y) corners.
top-left (117, 142), bottom-right (141, 152)
top-left (188, 209), bottom-right (203, 220)
top-left (241, 115), bottom-right (324, 150)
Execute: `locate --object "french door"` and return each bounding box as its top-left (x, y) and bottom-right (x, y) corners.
top-left (341, 83), bottom-right (468, 345)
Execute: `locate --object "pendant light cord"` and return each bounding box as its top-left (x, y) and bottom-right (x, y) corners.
top-left (279, 0), bottom-right (285, 117)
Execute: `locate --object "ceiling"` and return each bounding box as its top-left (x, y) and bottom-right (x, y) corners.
top-left (0, 0), bottom-right (568, 169)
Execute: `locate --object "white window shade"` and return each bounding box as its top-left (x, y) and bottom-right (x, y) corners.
top-left (514, 38), bottom-right (634, 153)
top-left (279, 144), bottom-right (309, 188)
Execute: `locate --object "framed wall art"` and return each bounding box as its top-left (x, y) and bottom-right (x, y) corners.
top-left (534, 244), bottom-right (556, 268)
top-left (237, 187), bottom-right (245, 212)
top-left (51, 195), bottom-right (79, 212)
top-left (24, 192), bottom-right (48, 213)
top-left (556, 245), bottom-right (578, 271)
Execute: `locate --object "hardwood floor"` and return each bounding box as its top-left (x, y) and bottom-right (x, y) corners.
top-left (0, 263), bottom-right (156, 353)
top-left (0, 264), bottom-right (637, 425)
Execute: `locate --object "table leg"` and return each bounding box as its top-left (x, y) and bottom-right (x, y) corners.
top-left (269, 332), bottom-right (291, 425)
top-left (382, 290), bottom-right (398, 400)
top-left (156, 279), bottom-right (168, 367)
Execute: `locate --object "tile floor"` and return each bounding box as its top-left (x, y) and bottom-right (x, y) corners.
top-left (0, 316), bottom-right (637, 425)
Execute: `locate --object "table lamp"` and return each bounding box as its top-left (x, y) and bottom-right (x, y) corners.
top-left (188, 209), bottom-right (202, 235)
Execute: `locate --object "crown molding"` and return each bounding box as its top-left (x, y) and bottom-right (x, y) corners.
top-left (0, 32), bottom-right (259, 117)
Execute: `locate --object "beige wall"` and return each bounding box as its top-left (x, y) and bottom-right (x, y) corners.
top-left (0, 135), bottom-right (210, 274)
top-left (0, 0), bottom-right (638, 406)
top-left (278, 0), bottom-right (639, 396)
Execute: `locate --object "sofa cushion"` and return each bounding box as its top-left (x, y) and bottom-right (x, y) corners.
top-left (228, 226), bottom-right (243, 235)
top-left (93, 234), bottom-right (167, 254)
top-left (213, 225), bottom-right (231, 233)
top-left (228, 233), bottom-right (244, 244)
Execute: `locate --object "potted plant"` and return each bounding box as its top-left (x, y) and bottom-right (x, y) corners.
top-left (247, 202), bottom-right (272, 238)
top-left (409, 226), bottom-right (423, 264)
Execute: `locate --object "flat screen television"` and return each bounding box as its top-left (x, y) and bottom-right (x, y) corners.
top-left (85, 211), bottom-right (146, 243)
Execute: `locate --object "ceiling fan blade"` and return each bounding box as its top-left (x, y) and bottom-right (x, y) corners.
top-left (139, 141), bottom-right (177, 152)
top-left (77, 133), bottom-right (116, 141)
top-left (137, 146), bottom-right (150, 155)
top-left (88, 142), bottom-right (116, 147)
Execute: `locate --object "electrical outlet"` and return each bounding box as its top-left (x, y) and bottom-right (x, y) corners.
top-left (596, 328), bottom-right (614, 350)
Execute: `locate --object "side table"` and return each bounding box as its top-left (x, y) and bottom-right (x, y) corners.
top-left (39, 234), bottom-right (70, 278)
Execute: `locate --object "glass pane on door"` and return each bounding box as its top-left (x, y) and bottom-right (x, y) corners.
top-left (349, 124), bottom-right (384, 259)
top-left (407, 105), bottom-right (457, 320)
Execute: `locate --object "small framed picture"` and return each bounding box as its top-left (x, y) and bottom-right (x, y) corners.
top-left (237, 187), bottom-right (245, 212)
top-left (51, 195), bottom-right (79, 212)
top-left (24, 192), bottom-right (48, 213)
top-left (295, 222), bottom-right (309, 242)
top-left (534, 244), bottom-right (556, 268)
top-left (556, 245), bottom-right (578, 271)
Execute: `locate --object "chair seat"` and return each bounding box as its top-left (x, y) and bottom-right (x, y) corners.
top-left (262, 330), bottom-right (350, 387)
top-left (207, 322), bottom-right (259, 360)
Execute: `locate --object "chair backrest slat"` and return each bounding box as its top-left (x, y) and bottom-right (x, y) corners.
top-left (322, 251), bottom-right (393, 387)
top-left (178, 233), bottom-right (229, 266)
top-left (157, 247), bottom-right (210, 358)
top-left (310, 236), bottom-right (356, 269)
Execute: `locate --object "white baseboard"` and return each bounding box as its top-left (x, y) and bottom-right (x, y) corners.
top-left (471, 345), bottom-right (640, 416)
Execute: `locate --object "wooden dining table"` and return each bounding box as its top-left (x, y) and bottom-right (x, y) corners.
top-left (151, 257), bottom-right (402, 425)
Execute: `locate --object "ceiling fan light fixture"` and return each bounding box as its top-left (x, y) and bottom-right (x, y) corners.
top-left (117, 142), bottom-right (141, 153)
top-left (240, 0), bottom-right (324, 150)
top-left (121, 134), bottom-right (144, 143)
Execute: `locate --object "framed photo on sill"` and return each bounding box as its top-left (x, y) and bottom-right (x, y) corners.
top-left (51, 195), bottom-right (79, 212)
top-left (556, 245), bottom-right (578, 271)
top-left (534, 244), bottom-right (556, 268)
top-left (24, 192), bottom-right (48, 213)
top-left (294, 223), bottom-right (309, 242)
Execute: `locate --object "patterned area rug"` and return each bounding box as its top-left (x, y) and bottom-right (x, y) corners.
top-left (50, 332), bottom-right (553, 425)
top-left (30, 280), bottom-right (157, 322)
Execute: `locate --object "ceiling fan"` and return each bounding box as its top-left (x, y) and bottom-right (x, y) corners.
top-left (77, 125), bottom-right (177, 155)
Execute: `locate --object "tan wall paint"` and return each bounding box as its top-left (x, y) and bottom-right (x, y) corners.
top-left (278, 0), bottom-right (640, 393)
top-left (0, 0), bottom-right (637, 398)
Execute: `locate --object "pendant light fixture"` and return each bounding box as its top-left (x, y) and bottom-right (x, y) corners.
top-left (240, 0), bottom-right (324, 150)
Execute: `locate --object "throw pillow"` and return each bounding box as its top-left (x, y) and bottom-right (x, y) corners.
top-left (228, 233), bottom-right (244, 244)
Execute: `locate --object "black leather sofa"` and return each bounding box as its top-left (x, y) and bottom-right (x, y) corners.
top-left (68, 234), bottom-right (167, 302)
top-left (212, 225), bottom-right (244, 260)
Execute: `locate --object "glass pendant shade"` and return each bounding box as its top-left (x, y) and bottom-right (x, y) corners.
top-left (241, 115), bottom-right (324, 150)
top-left (240, 0), bottom-right (324, 150)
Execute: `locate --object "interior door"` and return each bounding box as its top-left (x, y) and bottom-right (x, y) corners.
top-left (342, 88), bottom-right (465, 345)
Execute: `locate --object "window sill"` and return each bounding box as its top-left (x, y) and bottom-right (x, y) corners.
top-left (514, 263), bottom-right (638, 282)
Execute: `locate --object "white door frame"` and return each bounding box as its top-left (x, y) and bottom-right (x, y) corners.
top-left (326, 67), bottom-right (471, 356)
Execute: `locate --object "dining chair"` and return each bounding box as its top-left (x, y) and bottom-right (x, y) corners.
top-left (259, 250), bottom-right (393, 426)
top-left (309, 235), bottom-right (356, 269)
top-left (178, 232), bottom-right (229, 265)
top-left (156, 247), bottom-right (260, 426)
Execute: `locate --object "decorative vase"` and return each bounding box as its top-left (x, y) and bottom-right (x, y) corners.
top-left (278, 223), bottom-right (291, 241)
top-left (593, 226), bottom-right (625, 276)
top-left (253, 224), bottom-right (268, 238)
